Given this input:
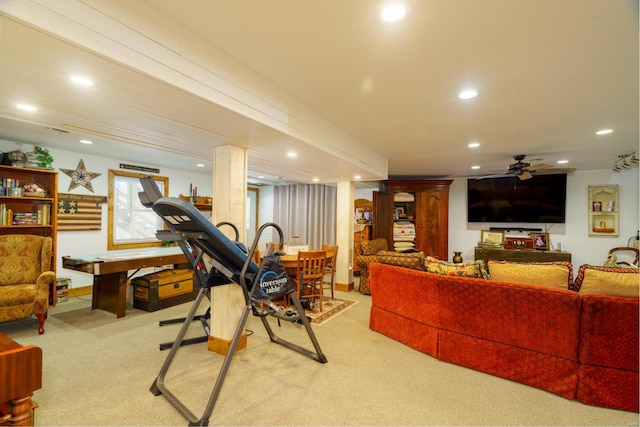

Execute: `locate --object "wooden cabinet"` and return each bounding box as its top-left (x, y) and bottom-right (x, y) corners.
top-left (0, 165), bottom-right (58, 277)
top-left (588, 185), bottom-right (619, 237)
top-left (373, 179), bottom-right (452, 259)
top-left (475, 246), bottom-right (572, 263)
top-left (0, 332), bottom-right (42, 426)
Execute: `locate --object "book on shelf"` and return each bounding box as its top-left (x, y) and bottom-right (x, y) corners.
top-left (13, 212), bottom-right (39, 225)
top-left (36, 204), bottom-right (50, 225)
top-left (0, 204), bottom-right (12, 226)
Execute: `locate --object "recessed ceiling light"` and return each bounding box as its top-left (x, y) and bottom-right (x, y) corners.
top-left (70, 74), bottom-right (94, 87)
top-left (258, 176), bottom-right (264, 179)
top-left (458, 89), bottom-right (478, 100)
top-left (16, 103), bottom-right (37, 112)
top-left (468, 142), bottom-right (480, 148)
top-left (354, 175), bottom-right (362, 180)
top-left (380, 2), bottom-right (407, 23)
top-left (471, 165), bottom-right (480, 170)
top-left (312, 178), bottom-right (319, 182)
top-left (557, 160), bottom-right (569, 164)
top-left (196, 163), bottom-right (204, 167)
top-left (287, 151), bottom-right (297, 158)
top-left (595, 129), bottom-right (613, 135)
top-left (79, 139), bottom-right (93, 144)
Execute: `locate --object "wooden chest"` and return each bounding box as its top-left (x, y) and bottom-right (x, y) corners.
top-left (132, 269), bottom-right (197, 312)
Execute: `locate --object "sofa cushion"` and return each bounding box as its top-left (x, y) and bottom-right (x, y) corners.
top-left (487, 260), bottom-right (573, 289)
top-left (425, 256), bottom-right (488, 279)
top-left (572, 264), bottom-right (639, 297)
top-left (378, 251), bottom-right (426, 271)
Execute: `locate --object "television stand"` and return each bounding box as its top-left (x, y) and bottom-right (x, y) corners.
top-left (475, 246), bottom-right (571, 263)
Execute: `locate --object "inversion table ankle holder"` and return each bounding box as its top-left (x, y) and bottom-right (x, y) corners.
top-left (138, 177), bottom-right (327, 426)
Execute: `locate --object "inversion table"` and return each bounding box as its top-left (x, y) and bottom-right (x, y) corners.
top-left (138, 177), bottom-right (327, 426)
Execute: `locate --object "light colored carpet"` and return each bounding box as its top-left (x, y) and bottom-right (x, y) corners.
top-left (1, 279), bottom-right (638, 427)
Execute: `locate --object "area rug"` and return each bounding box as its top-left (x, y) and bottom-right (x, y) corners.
top-left (304, 297), bottom-right (358, 326)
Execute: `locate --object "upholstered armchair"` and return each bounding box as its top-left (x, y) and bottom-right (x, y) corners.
top-left (0, 235), bottom-right (55, 334)
top-left (355, 238), bottom-right (389, 294)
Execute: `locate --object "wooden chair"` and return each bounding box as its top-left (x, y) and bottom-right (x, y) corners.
top-left (321, 244), bottom-right (338, 299)
top-left (291, 250), bottom-right (327, 311)
top-left (607, 247), bottom-right (639, 267)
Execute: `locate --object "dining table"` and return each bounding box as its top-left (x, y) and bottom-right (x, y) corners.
top-left (260, 251), bottom-right (335, 277)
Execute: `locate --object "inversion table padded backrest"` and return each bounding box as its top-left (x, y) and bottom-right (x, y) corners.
top-left (151, 197), bottom-right (259, 278)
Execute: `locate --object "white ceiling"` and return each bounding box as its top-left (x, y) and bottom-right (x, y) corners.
top-left (0, 0), bottom-right (637, 185)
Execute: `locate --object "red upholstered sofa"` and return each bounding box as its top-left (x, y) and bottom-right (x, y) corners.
top-left (368, 263), bottom-right (639, 412)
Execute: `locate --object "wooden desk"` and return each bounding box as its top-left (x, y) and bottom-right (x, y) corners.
top-left (62, 247), bottom-right (187, 318)
top-left (474, 246), bottom-right (572, 263)
top-left (0, 333), bottom-right (42, 426)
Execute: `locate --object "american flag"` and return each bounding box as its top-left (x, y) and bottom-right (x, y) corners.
top-left (57, 193), bottom-right (107, 231)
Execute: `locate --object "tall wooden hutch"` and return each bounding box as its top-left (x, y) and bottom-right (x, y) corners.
top-left (0, 165), bottom-right (58, 304)
top-left (372, 179), bottom-right (452, 260)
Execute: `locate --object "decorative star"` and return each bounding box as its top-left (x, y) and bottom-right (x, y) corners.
top-left (60, 159), bottom-right (101, 192)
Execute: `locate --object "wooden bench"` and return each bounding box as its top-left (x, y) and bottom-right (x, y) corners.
top-left (0, 333), bottom-right (42, 426)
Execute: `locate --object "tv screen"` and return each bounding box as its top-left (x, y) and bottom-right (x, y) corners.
top-left (467, 174), bottom-right (567, 223)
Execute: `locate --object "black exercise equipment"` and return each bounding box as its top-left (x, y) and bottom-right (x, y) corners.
top-left (138, 177), bottom-right (327, 426)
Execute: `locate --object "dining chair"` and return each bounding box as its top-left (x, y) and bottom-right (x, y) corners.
top-left (321, 244), bottom-right (338, 300)
top-left (291, 250), bottom-right (327, 311)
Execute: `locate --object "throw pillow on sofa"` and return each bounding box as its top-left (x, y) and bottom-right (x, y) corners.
top-left (572, 264), bottom-right (639, 297)
top-left (424, 256), bottom-right (488, 279)
top-left (377, 251), bottom-right (426, 271)
top-left (486, 261), bottom-right (573, 289)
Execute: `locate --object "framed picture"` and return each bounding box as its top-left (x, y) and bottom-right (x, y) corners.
top-left (530, 232), bottom-right (550, 251)
top-left (480, 229), bottom-right (505, 245)
top-left (592, 201), bottom-right (602, 212)
top-left (505, 237), bottom-right (534, 250)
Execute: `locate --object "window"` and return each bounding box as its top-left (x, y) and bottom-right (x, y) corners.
top-left (108, 170), bottom-right (168, 250)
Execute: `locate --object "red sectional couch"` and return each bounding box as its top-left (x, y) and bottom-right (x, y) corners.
top-left (368, 263), bottom-right (639, 412)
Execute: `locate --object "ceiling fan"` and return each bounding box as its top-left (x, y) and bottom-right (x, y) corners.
top-left (477, 154), bottom-right (576, 181)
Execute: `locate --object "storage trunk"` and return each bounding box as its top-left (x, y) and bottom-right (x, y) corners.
top-left (132, 269), bottom-right (197, 312)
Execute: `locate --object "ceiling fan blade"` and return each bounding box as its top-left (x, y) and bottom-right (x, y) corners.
top-left (531, 167), bottom-right (576, 175)
top-left (518, 171), bottom-right (533, 180)
top-left (527, 163), bottom-right (552, 170)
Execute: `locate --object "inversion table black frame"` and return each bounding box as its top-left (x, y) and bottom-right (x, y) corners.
top-left (138, 177), bottom-right (327, 426)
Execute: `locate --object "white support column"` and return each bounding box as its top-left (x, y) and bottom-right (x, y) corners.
top-left (335, 181), bottom-right (355, 292)
top-left (209, 145), bottom-right (248, 355)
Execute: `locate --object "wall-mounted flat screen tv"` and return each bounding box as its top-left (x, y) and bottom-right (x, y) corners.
top-left (467, 174), bottom-right (567, 223)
